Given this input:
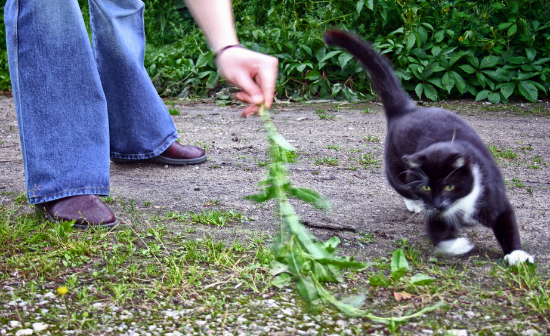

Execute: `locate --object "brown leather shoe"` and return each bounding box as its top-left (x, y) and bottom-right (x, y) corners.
top-left (35, 195), bottom-right (117, 229)
top-left (111, 141), bottom-right (207, 165)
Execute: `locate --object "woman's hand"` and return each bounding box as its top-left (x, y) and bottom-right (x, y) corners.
top-left (216, 47), bottom-right (278, 117)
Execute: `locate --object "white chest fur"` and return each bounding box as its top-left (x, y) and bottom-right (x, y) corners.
top-left (443, 165), bottom-right (482, 225)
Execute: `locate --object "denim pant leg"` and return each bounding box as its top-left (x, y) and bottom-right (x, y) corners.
top-left (4, 0), bottom-right (111, 204)
top-left (88, 0), bottom-right (178, 160)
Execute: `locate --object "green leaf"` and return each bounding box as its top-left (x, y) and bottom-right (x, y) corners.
top-left (391, 249), bottom-right (409, 272)
top-left (480, 55), bottom-right (499, 69)
top-left (296, 64), bottom-right (307, 72)
top-left (406, 34), bottom-right (416, 51)
top-left (410, 273), bottom-right (437, 286)
top-left (507, 24), bottom-right (518, 37)
top-left (322, 236), bottom-right (341, 252)
top-left (245, 186), bottom-right (277, 203)
top-left (341, 294), bottom-right (366, 308)
top-left (338, 53), bottom-right (355, 69)
top-left (366, 0), bottom-right (374, 10)
top-left (423, 83), bottom-right (438, 101)
top-left (301, 45), bottom-right (312, 56)
top-left (356, 0), bottom-right (364, 15)
top-left (390, 268), bottom-right (407, 282)
top-left (498, 22), bottom-right (514, 30)
top-left (442, 72), bottom-right (455, 93)
top-left (296, 276), bottom-right (318, 301)
top-left (417, 26), bottom-right (428, 45)
top-left (415, 83), bottom-right (424, 100)
top-left (306, 70), bottom-right (321, 81)
top-left (488, 92), bottom-right (501, 104)
top-left (475, 90), bottom-right (490, 101)
top-left (459, 64), bottom-right (476, 74)
top-left (320, 50), bottom-right (342, 63)
top-left (526, 49), bottom-right (536, 63)
top-left (272, 133), bottom-right (296, 151)
top-left (518, 81), bottom-right (538, 102)
top-left (431, 46), bottom-right (441, 57)
top-left (450, 71), bottom-right (466, 94)
top-left (369, 274), bottom-right (391, 287)
top-left (289, 187), bottom-right (330, 209)
top-left (434, 30), bottom-right (445, 43)
top-left (271, 273), bottom-right (292, 288)
top-left (499, 82), bottom-right (515, 99)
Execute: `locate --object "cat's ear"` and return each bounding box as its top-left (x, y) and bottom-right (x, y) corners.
top-left (402, 155), bottom-right (420, 168)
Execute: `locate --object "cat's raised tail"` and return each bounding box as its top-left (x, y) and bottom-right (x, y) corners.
top-left (324, 30), bottom-right (415, 117)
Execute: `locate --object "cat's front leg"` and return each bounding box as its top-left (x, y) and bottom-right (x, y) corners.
top-left (404, 198), bottom-right (424, 213)
top-left (491, 208), bottom-right (534, 265)
top-left (426, 216), bottom-right (474, 255)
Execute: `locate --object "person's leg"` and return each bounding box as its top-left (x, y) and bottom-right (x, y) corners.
top-left (4, 0), bottom-right (111, 205)
top-left (87, 0), bottom-right (206, 164)
top-left (87, 0), bottom-right (180, 159)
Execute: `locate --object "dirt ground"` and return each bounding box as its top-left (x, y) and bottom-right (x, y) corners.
top-left (1, 95), bottom-right (549, 269)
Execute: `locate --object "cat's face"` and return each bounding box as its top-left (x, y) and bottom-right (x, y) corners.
top-left (401, 144), bottom-right (475, 214)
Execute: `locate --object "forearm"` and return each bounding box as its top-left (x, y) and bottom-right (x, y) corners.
top-left (184, 0), bottom-right (239, 54)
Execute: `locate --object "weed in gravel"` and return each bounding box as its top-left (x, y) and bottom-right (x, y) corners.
top-left (315, 156), bottom-right (339, 166)
top-left (326, 144), bottom-right (340, 150)
top-left (315, 108), bottom-right (337, 120)
top-left (363, 134), bottom-right (379, 142)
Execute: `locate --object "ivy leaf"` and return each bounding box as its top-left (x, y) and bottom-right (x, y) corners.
top-left (410, 273), bottom-right (437, 286)
top-left (518, 81), bottom-right (538, 102)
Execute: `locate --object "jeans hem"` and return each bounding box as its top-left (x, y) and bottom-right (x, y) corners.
top-left (28, 187), bottom-right (111, 205)
top-left (109, 132), bottom-right (178, 160)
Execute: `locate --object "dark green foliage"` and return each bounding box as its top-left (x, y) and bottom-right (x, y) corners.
top-left (1, 0), bottom-right (548, 102)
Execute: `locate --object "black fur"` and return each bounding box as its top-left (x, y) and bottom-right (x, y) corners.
top-left (324, 30), bottom-right (524, 256)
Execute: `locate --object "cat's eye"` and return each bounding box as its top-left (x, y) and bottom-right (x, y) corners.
top-left (421, 185), bottom-right (431, 192)
top-left (444, 185), bottom-right (455, 191)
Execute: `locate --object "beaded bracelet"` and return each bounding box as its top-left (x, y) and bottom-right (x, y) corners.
top-left (215, 44), bottom-right (246, 58)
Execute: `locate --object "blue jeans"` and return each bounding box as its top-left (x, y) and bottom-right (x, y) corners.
top-left (4, 0), bottom-right (178, 204)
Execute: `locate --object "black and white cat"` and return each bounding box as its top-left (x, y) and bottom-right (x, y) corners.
top-left (324, 30), bottom-right (533, 265)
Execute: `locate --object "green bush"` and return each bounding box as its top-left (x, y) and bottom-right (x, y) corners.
top-left (1, 0), bottom-right (549, 102)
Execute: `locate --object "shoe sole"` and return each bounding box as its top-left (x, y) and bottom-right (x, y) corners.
top-left (35, 205), bottom-right (118, 229)
top-left (110, 154), bottom-right (207, 165)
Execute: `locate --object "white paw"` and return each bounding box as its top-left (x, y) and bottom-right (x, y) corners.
top-left (504, 250), bottom-right (534, 266)
top-left (435, 238), bottom-right (474, 256)
top-left (404, 198), bottom-right (423, 213)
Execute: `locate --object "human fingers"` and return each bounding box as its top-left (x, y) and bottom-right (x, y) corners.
top-left (241, 104), bottom-right (259, 117)
top-left (255, 57), bottom-right (278, 108)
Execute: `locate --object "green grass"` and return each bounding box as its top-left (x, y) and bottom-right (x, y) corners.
top-left (1, 194), bottom-right (549, 334)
